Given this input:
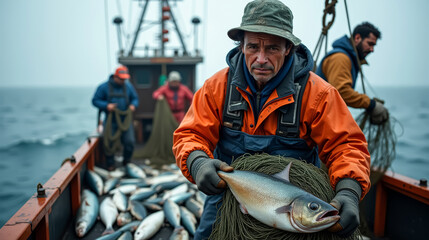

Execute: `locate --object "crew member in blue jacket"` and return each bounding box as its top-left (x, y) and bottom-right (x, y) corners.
top-left (316, 22), bottom-right (388, 124)
top-left (92, 65), bottom-right (139, 169)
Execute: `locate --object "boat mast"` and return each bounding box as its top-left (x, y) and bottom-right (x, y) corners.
top-left (128, 0), bottom-right (150, 57)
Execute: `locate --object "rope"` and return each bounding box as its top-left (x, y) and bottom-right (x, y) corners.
top-left (103, 108), bottom-right (133, 156)
top-left (104, 0), bottom-right (112, 71)
top-left (210, 153), bottom-right (361, 240)
top-left (312, 0), bottom-right (338, 72)
top-left (343, 0), bottom-right (367, 95)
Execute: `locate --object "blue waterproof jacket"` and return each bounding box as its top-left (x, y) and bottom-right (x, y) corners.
top-left (92, 75), bottom-right (139, 118)
top-left (315, 35), bottom-right (360, 88)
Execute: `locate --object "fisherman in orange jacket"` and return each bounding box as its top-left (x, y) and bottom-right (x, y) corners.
top-left (173, 0), bottom-right (370, 238)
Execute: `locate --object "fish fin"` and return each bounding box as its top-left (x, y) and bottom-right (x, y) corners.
top-left (272, 162), bottom-right (292, 182)
top-left (239, 204), bottom-right (249, 214)
top-left (275, 204), bottom-right (292, 214)
top-left (84, 200), bottom-right (90, 206)
top-left (102, 227), bottom-right (115, 236)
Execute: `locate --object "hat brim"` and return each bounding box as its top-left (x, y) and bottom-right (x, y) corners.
top-left (116, 73), bottom-right (130, 79)
top-left (227, 25), bottom-right (301, 46)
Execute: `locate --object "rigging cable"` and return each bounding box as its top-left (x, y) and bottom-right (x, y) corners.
top-left (104, 0), bottom-right (112, 70)
top-left (312, 0), bottom-right (338, 72)
top-left (344, 0), bottom-right (367, 94)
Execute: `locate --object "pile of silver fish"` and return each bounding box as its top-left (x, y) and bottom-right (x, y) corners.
top-left (75, 162), bottom-right (205, 240)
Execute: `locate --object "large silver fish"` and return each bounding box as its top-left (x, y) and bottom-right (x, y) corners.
top-left (75, 189), bottom-right (99, 237)
top-left (217, 162), bottom-right (340, 233)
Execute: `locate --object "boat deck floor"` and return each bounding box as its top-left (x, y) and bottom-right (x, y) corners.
top-left (62, 219), bottom-right (175, 240)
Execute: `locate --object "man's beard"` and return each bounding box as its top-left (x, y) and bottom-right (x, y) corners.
top-left (168, 84), bottom-right (179, 91)
top-left (356, 42), bottom-right (365, 60)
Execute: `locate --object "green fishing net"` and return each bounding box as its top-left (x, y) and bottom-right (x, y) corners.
top-left (355, 111), bottom-right (402, 185)
top-left (103, 108), bottom-right (132, 156)
top-left (210, 153), bottom-right (360, 240)
top-left (133, 98), bottom-right (178, 166)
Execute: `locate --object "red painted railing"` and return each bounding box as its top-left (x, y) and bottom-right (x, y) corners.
top-left (0, 136), bottom-right (100, 240)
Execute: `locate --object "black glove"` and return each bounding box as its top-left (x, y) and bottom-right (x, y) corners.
top-left (368, 98), bottom-right (389, 125)
top-left (187, 151), bottom-right (233, 195)
top-left (329, 178), bottom-right (362, 238)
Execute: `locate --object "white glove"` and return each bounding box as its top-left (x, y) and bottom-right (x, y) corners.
top-left (370, 101), bottom-right (388, 124)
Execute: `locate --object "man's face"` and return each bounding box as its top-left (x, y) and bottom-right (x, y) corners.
top-left (242, 32), bottom-right (291, 87)
top-left (113, 75), bottom-right (126, 85)
top-left (355, 32), bottom-right (377, 60)
top-left (168, 80), bottom-right (180, 89)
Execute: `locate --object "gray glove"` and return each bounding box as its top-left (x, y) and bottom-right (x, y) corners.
top-left (370, 100), bottom-right (389, 125)
top-left (187, 151), bottom-right (233, 195)
top-left (329, 178), bottom-right (362, 238)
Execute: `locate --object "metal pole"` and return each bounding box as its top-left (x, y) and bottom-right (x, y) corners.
top-left (129, 0), bottom-right (150, 56)
top-left (161, 0), bottom-right (165, 56)
top-left (165, 0), bottom-right (188, 55)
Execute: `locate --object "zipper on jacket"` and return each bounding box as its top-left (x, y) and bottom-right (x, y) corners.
top-left (254, 91), bottom-right (261, 124)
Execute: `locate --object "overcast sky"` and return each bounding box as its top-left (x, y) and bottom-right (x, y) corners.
top-left (0, 0), bottom-right (428, 89)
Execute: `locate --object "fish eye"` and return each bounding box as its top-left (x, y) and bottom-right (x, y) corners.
top-left (308, 202), bottom-right (319, 211)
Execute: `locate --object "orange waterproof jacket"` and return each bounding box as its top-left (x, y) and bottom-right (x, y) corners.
top-left (173, 46), bottom-right (371, 198)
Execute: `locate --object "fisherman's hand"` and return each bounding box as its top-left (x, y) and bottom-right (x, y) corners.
top-left (107, 103), bottom-right (117, 112)
top-left (369, 99), bottom-right (388, 125)
top-left (129, 105), bottom-right (136, 112)
top-left (329, 179), bottom-right (362, 238)
top-left (188, 155), bottom-right (233, 195)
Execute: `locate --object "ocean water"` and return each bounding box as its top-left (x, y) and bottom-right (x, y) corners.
top-left (0, 86), bottom-right (428, 228)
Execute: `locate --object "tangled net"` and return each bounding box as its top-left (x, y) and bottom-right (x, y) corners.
top-left (210, 153), bottom-right (360, 240)
top-left (355, 112), bottom-right (402, 176)
top-left (133, 98), bottom-right (178, 166)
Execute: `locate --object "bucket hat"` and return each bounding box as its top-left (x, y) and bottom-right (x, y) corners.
top-left (227, 0), bottom-right (301, 46)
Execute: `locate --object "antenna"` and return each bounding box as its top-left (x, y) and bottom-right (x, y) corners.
top-left (192, 17), bottom-right (201, 56)
top-left (113, 16), bottom-right (124, 56)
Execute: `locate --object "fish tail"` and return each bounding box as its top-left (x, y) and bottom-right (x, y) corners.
top-left (102, 227), bottom-right (115, 236)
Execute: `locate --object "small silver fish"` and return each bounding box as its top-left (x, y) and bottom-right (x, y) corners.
top-left (100, 197), bottom-right (119, 235)
top-left (163, 199), bottom-right (181, 228)
top-left (218, 162), bottom-right (340, 233)
top-left (162, 183), bottom-right (189, 200)
top-left (185, 198), bottom-right (203, 219)
top-left (169, 226), bottom-right (189, 240)
top-left (118, 231), bottom-right (133, 240)
top-left (113, 190), bottom-right (128, 212)
top-left (117, 211), bottom-right (133, 227)
top-left (86, 170), bottom-right (104, 196)
top-left (180, 206), bottom-right (197, 236)
top-left (75, 189), bottom-right (99, 237)
top-left (129, 200), bottom-right (148, 220)
top-left (126, 163), bottom-right (147, 178)
top-left (104, 177), bottom-right (120, 194)
top-left (129, 187), bottom-right (157, 201)
top-left (134, 211), bottom-right (165, 240)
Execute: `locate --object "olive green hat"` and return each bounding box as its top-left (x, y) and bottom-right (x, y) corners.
top-left (227, 0), bottom-right (301, 46)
